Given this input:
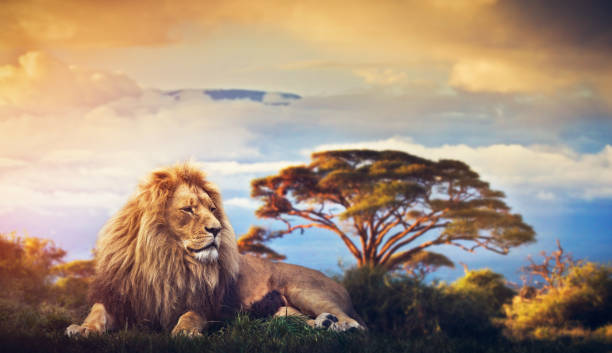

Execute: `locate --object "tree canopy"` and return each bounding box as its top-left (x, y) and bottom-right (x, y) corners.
top-left (237, 226), bottom-right (287, 261)
top-left (251, 149), bottom-right (535, 270)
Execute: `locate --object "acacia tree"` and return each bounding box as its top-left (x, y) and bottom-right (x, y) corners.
top-left (251, 150), bottom-right (535, 270)
top-left (237, 226), bottom-right (287, 261)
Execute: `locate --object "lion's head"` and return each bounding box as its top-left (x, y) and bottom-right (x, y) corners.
top-left (89, 163), bottom-right (240, 329)
top-left (165, 176), bottom-right (226, 263)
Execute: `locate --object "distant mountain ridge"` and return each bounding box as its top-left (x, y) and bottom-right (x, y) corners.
top-left (163, 89), bottom-right (301, 106)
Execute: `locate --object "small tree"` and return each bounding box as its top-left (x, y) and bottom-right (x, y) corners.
top-left (0, 232), bottom-right (66, 303)
top-left (520, 239), bottom-right (574, 293)
top-left (251, 150), bottom-right (535, 270)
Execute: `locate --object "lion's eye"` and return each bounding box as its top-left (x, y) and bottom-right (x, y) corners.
top-left (210, 206), bottom-right (216, 212)
top-left (181, 206), bottom-right (195, 214)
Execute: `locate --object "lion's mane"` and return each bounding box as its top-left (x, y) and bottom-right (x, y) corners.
top-left (88, 163), bottom-right (240, 330)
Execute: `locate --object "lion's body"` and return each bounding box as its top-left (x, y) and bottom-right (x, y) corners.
top-left (237, 255), bottom-right (363, 327)
top-left (66, 163), bottom-right (363, 337)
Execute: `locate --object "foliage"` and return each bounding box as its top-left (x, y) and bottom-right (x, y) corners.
top-left (50, 260), bottom-right (95, 310)
top-left (504, 261), bottom-right (612, 338)
top-left (0, 232), bottom-right (66, 304)
top-left (2, 234), bottom-right (611, 351)
top-left (402, 250), bottom-right (454, 280)
top-left (0, 233), bottom-right (92, 313)
top-left (520, 240), bottom-right (574, 293)
top-left (251, 149), bottom-right (535, 270)
top-left (449, 268), bottom-right (516, 316)
top-left (0, 303), bottom-right (609, 353)
top-left (236, 226), bottom-right (286, 260)
top-left (342, 266), bottom-right (510, 338)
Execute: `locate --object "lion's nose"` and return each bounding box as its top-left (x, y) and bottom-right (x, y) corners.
top-left (206, 227), bottom-right (221, 237)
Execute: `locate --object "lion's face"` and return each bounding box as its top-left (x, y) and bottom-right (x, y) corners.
top-left (165, 183), bottom-right (222, 262)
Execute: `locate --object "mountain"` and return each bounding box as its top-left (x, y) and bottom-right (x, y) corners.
top-left (163, 89), bottom-right (301, 106)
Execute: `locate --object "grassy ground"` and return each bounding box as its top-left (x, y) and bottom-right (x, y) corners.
top-left (0, 302), bottom-right (609, 353)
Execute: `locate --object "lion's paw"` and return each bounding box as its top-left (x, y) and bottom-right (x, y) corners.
top-left (171, 326), bottom-right (203, 338)
top-left (334, 319), bottom-right (365, 332)
top-left (313, 313), bottom-right (338, 329)
top-left (65, 324), bottom-right (102, 337)
top-left (66, 324), bottom-right (86, 337)
top-left (314, 313), bottom-right (364, 332)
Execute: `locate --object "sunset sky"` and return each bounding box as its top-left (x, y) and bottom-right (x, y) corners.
top-left (1, 0), bottom-right (611, 281)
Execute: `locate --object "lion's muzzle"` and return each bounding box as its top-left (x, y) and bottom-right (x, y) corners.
top-left (188, 243), bottom-right (217, 253)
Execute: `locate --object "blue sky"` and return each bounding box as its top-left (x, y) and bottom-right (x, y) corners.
top-left (0, 0), bottom-right (611, 282)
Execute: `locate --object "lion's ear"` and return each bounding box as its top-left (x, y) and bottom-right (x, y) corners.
top-left (144, 170), bottom-right (176, 203)
top-left (151, 170), bottom-right (174, 191)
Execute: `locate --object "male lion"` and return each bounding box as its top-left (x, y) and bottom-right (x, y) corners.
top-left (66, 163), bottom-right (364, 337)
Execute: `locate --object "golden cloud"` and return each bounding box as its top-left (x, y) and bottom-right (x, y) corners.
top-left (448, 59), bottom-right (576, 93)
top-left (0, 51), bottom-right (141, 114)
top-left (1, 0), bottom-right (611, 95)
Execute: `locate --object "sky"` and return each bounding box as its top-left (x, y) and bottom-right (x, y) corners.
top-left (1, 0), bottom-right (611, 282)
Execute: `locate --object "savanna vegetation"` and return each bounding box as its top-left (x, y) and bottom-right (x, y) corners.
top-left (1, 231), bottom-right (610, 352)
top-left (1, 150), bottom-right (610, 352)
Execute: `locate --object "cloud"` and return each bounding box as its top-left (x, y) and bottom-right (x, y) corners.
top-left (200, 161), bottom-right (300, 175)
top-left (449, 59), bottom-right (572, 93)
top-left (0, 182), bottom-right (125, 215)
top-left (0, 52), bottom-right (609, 227)
top-left (224, 197), bottom-right (261, 209)
top-left (309, 137), bottom-right (612, 201)
top-left (0, 157), bottom-right (28, 168)
top-left (354, 68), bottom-right (407, 86)
top-left (0, 51), bottom-right (141, 114)
top-left (195, 161), bottom-right (302, 192)
top-left (2, 1), bottom-right (611, 97)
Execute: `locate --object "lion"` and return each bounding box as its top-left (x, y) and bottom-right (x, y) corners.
top-left (66, 163), bottom-right (364, 337)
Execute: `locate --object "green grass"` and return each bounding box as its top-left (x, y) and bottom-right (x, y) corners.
top-left (0, 302), bottom-right (610, 353)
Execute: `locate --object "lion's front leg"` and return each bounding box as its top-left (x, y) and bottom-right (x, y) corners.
top-left (274, 306), bottom-right (317, 327)
top-left (66, 303), bottom-right (114, 337)
top-left (274, 306), bottom-right (362, 331)
top-left (171, 311), bottom-right (206, 337)
top-left (284, 288), bottom-right (366, 332)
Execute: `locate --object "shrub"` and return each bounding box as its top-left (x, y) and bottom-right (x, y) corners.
top-left (0, 233), bottom-right (64, 304)
top-left (449, 268), bottom-right (516, 316)
top-left (342, 266), bottom-right (505, 337)
top-left (504, 261), bottom-right (612, 338)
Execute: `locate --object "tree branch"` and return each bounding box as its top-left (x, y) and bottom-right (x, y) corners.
top-left (382, 238), bottom-right (446, 269)
top-left (378, 208), bottom-right (448, 259)
top-left (378, 220), bottom-right (448, 264)
top-left (284, 209), bottom-right (363, 260)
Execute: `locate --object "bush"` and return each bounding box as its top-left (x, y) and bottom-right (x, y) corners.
top-left (0, 233), bottom-right (93, 318)
top-left (0, 233), bottom-right (67, 305)
top-left (504, 261), bottom-right (612, 338)
top-left (449, 268), bottom-right (516, 316)
top-left (342, 266), bottom-right (507, 337)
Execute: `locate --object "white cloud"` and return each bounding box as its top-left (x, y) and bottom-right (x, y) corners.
top-left (536, 191), bottom-right (557, 201)
top-left (0, 183), bottom-right (125, 215)
top-left (309, 137), bottom-right (612, 200)
top-left (199, 161), bottom-right (300, 175)
top-left (224, 197), bottom-right (261, 209)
